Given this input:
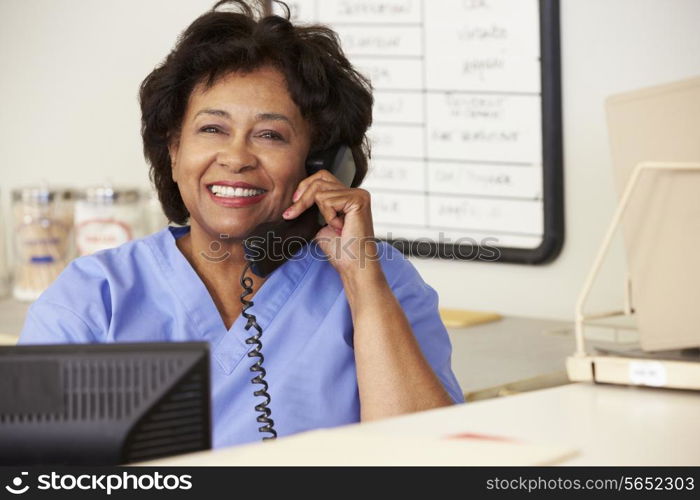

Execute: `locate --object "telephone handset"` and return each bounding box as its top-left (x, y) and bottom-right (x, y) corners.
top-left (243, 144), bottom-right (357, 278)
top-left (239, 144), bottom-right (357, 441)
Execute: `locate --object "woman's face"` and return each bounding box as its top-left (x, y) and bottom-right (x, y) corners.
top-left (169, 66), bottom-right (312, 241)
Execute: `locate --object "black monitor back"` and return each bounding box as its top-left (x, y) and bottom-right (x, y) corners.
top-left (0, 342), bottom-right (211, 465)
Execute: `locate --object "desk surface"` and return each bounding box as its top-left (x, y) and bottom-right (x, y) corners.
top-left (446, 316), bottom-right (574, 396)
top-left (364, 382), bottom-right (700, 465)
top-left (146, 383), bottom-right (700, 466)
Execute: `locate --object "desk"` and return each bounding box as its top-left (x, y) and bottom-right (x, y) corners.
top-left (145, 383), bottom-right (700, 466)
top-left (446, 316), bottom-right (574, 400)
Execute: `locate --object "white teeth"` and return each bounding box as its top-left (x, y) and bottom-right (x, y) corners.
top-left (209, 185), bottom-right (265, 198)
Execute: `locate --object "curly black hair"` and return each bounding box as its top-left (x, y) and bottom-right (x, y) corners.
top-left (139, 0), bottom-right (373, 224)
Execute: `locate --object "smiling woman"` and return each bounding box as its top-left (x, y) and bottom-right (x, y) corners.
top-left (18, 0), bottom-right (464, 448)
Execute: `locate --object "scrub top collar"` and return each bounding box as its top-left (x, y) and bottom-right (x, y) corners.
top-left (147, 226), bottom-right (315, 373)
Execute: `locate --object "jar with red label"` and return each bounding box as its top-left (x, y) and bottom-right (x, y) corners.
top-left (74, 186), bottom-right (143, 256)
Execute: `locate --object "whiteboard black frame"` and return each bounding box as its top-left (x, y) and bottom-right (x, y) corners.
top-left (382, 0), bottom-right (564, 265)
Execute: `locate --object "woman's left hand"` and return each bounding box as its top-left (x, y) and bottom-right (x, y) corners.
top-left (282, 170), bottom-right (381, 280)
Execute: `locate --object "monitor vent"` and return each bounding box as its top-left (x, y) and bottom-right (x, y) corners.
top-left (0, 357), bottom-right (184, 423)
top-left (122, 370), bottom-right (208, 463)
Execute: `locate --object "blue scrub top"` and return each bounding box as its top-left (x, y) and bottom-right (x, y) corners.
top-left (19, 225), bottom-right (464, 448)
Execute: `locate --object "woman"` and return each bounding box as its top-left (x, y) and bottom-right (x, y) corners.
top-left (19, 0), bottom-right (463, 448)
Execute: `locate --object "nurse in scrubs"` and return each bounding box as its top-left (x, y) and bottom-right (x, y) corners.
top-left (19, 0), bottom-right (464, 447)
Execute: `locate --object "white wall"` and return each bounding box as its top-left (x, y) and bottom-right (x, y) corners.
top-left (1, 0), bottom-right (699, 319)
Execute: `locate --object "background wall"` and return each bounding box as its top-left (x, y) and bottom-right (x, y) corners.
top-left (1, 0), bottom-right (699, 319)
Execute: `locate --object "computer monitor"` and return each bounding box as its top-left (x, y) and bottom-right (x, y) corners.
top-left (0, 342), bottom-right (211, 465)
top-left (606, 76), bottom-right (700, 351)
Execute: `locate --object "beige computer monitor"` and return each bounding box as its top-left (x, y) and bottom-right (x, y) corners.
top-left (606, 76), bottom-right (700, 351)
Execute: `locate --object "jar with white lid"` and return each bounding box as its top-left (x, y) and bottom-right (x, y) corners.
top-left (12, 186), bottom-right (75, 302)
top-left (74, 185), bottom-right (144, 256)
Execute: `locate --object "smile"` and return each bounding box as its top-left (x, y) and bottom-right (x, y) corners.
top-left (205, 183), bottom-right (268, 208)
top-left (208, 185), bottom-right (267, 198)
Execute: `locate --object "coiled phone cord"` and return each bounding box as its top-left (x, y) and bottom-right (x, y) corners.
top-left (239, 261), bottom-right (277, 440)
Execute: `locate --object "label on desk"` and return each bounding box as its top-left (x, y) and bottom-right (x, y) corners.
top-left (629, 361), bottom-right (667, 387)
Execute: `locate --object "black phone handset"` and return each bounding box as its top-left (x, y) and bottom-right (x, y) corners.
top-left (240, 144), bottom-right (357, 440)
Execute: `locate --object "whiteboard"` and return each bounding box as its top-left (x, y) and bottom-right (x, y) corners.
top-left (275, 0), bottom-right (564, 264)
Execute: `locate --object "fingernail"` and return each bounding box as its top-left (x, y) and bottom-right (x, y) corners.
top-left (282, 209), bottom-right (291, 218)
top-left (292, 190), bottom-right (300, 202)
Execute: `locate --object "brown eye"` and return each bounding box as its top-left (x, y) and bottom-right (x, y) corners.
top-left (259, 130), bottom-right (284, 141)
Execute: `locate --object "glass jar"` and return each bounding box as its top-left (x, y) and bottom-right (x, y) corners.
top-left (74, 185), bottom-right (143, 256)
top-left (12, 186), bottom-right (75, 302)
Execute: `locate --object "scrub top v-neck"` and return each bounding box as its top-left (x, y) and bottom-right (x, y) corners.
top-left (19, 225), bottom-right (464, 447)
